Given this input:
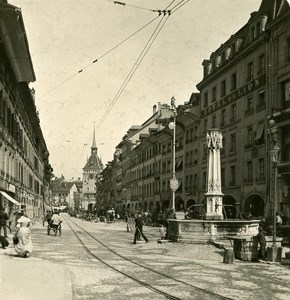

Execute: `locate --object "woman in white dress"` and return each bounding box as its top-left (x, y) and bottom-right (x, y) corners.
top-left (14, 217), bottom-right (33, 258)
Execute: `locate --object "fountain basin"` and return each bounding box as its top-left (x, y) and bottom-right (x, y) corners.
top-left (167, 219), bottom-right (260, 244)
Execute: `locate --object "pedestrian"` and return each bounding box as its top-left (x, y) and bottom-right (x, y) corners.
top-left (51, 210), bottom-right (63, 232)
top-left (0, 235), bottom-right (9, 249)
top-left (7, 203), bottom-right (14, 229)
top-left (14, 216), bottom-right (33, 258)
top-left (132, 212), bottom-right (149, 244)
top-left (159, 224), bottom-right (166, 240)
top-left (276, 212), bottom-right (282, 226)
top-left (280, 212), bottom-right (288, 225)
top-left (0, 208), bottom-right (9, 237)
top-left (14, 205), bottom-right (27, 227)
top-left (44, 210), bottom-right (53, 226)
top-left (256, 227), bottom-right (266, 261)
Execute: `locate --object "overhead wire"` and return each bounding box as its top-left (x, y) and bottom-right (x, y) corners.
top-left (94, 14), bottom-right (170, 133)
top-left (94, 0), bottom-right (189, 133)
top-left (105, 0), bottom-right (155, 11)
top-left (38, 15), bottom-right (160, 100)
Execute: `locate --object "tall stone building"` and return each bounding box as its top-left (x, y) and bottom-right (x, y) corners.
top-left (81, 130), bottom-right (103, 212)
top-left (196, 0), bottom-right (290, 218)
top-left (100, 0), bottom-right (290, 222)
top-left (0, 0), bottom-right (52, 219)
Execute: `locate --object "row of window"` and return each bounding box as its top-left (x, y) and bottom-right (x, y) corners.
top-left (128, 157), bottom-right (266, 198)
top-left (203, 54), bottom-right (265, 108)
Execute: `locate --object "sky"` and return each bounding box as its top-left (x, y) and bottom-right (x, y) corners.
top-left (10, 0), bottom-right (261, 180)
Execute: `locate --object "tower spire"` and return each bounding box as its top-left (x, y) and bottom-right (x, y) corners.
top-left (91, 128), bottom-right (97, 154)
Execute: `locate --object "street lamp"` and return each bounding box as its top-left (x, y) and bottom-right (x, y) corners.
top-left (168, 97), bottom-right (178, 211)
top-left (269, 119), bottom-right (280, 261)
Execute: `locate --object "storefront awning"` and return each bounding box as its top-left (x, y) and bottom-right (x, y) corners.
top-left (0, 191), bottom-right (21, 206)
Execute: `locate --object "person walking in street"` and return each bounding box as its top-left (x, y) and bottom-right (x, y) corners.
top-left (133, 212), bottom-right (149, 244)
top-left (0, 208), bottom-right (9, 237)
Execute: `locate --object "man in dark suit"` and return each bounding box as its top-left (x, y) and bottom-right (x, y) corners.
top-left (133, 212), bottom-right (149, 244)
top-left (0, 208), bottom-right (9, 237)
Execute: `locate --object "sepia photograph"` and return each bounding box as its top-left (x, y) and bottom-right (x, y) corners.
top-left (0, 0), bottom-right (290, 299)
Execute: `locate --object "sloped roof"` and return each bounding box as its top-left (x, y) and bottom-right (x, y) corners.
top-left (259, 0), bottom-right (289, 21)
top-left (0, 1), bottom-right (36, 82)
top-left (83, 153), bottom-right (103, 172)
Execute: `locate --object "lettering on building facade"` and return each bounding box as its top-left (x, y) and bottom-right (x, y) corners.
top-left (201, 74), bottom-right (266, 117)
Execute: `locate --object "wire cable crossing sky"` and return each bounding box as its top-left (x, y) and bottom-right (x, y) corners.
top-left (10, 0), bottom-right (262, 179)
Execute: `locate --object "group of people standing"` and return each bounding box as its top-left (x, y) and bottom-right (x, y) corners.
top-left (0, 204), bottom-right (33, 258)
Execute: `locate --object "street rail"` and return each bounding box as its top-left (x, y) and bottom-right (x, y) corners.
top-left (64, 216), bottom-right (233, 300)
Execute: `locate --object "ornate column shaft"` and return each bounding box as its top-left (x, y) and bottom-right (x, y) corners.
top-left (205, 129), bottom-right (224, 220)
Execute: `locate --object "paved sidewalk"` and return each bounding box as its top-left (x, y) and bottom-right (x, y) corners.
top-left (0, 225), bottom-right (73, 300)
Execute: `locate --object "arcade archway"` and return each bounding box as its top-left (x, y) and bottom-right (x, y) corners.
top-left (176, 197), bottom-right (184, 211)
top-left (88, 203), bottom-right (93, 213)
top-left (244, 194), bottom-right (265, 217)
top-left (223, 195), bottom-right (237, 219)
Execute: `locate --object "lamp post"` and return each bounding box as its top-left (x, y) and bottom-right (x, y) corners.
top-left (269, 118), bottom-right (280, 261)
top-left (168, 97), bottom-right (178, 211)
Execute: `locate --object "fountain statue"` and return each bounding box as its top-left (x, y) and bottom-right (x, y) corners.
top-left (165, 128), bottom-right (273, 261)
top-left (205, 129), bottom-right (223, 220)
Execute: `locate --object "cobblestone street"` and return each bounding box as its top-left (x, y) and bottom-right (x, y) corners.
top-left (1, 216), bottom-right (290, 300)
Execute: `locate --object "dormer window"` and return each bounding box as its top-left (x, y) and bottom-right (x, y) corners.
top-left (235, 38), bottom-right (242, 52)
top-left (225, 47), bottom-right (231, 60)
top-left (251, 26), bottom-right (256, 40)
top-left (215, 55), bottom-right (221, 68)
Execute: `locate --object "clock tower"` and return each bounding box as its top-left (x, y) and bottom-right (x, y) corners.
top-left (82, 130), bottom-right (103, 212)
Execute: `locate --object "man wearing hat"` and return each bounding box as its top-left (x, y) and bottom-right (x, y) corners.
top-left (132, 212), bottom-right (149, 244)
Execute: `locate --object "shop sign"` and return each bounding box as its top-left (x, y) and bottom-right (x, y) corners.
top-left (201, 74), bottom-right (265, 117)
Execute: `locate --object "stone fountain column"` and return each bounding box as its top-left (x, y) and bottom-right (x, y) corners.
top-left (204, 129), bottom-right (224, 220)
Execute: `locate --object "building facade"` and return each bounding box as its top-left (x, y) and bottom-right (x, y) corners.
top-left (0, 1), bottom-right (52, 219)
top-left (196, 0), bottom-right (290, 219)
top-left (99, 0), bottom-right (290, 222)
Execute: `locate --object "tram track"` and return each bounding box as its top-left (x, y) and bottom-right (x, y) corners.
top-left (64, 216), bottom-right (233, 300)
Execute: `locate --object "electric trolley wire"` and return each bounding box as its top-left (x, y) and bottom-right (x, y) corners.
top-left (94, 0), bottom-right (190, 133)
top-left (105, 0), bottom-right (154, 12)
top-left (38, 15), bottom-right (161, 100)
top-left (94, 14), bottom-right (170, 133)
top-left (170, 0), bottom-right (190, 12)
